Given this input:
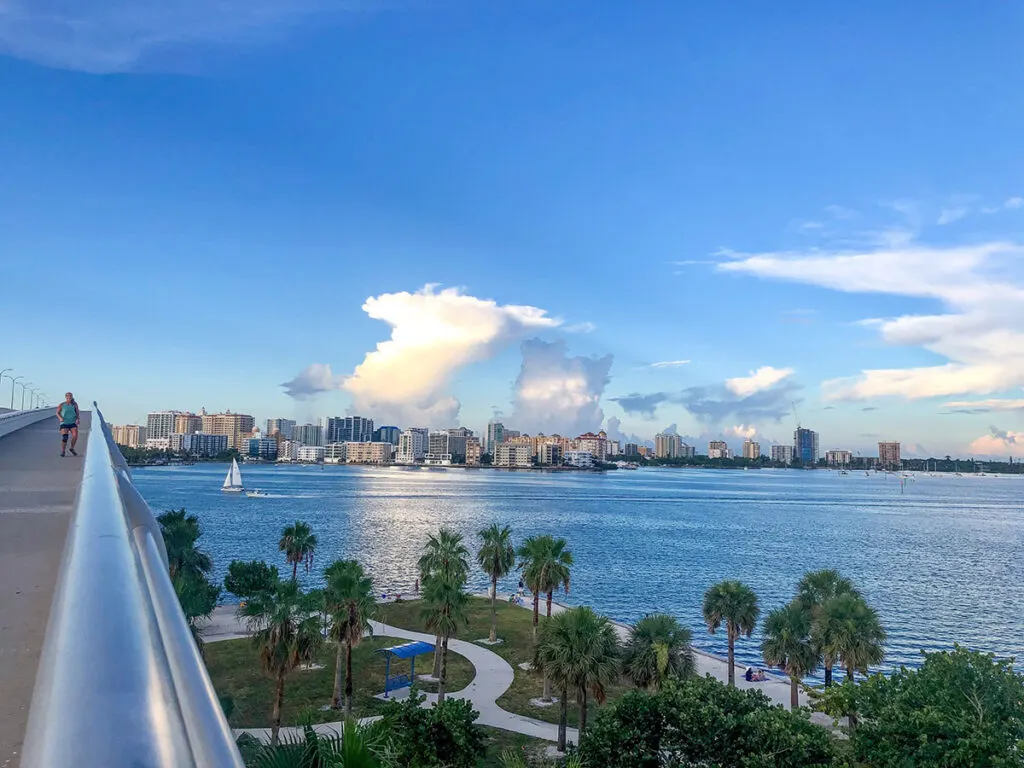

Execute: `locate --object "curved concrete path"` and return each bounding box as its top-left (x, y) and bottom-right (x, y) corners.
top-left (204, 606), bottom-right (578, 746)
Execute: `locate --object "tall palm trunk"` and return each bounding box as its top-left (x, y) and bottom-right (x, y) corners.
top-left (789, 674), bottom-right (799, 710)
top-left (557, 686), bottom-right (568, 752)
top-left (846, 662), bottom-right (858, 733)
top-left (331, 636), bottom-right (344, 708)
top-left (823, 655), bottom-right (834, 687)
top-left (542, 593), bottom-right (554, 701)
top-left (271, 673), bottom-right (286, 746)
top-left (489, 575), bottom-right (498, 643)
top-left (291, 560), bottom-right (298, 582)
top-left (433, 634), bottom-right (443, 677)
top-left (437, 634), bottom-right (449, 703)
top-left (345, 640), bottom-right (354, 715)
top-left (531, 591), bottom-right (540, 642)
top-left (578, 688), bottom-right (588, 739)
top-left (726, 623), bottom-right (737, 687)
top-left (846, 662), bottom-right (854, 682)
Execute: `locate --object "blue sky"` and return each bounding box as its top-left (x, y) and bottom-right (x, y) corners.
top-left (3, 1), bottom-right (1024, 457)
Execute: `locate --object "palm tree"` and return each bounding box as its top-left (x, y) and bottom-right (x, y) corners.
top-left (476, 523), bottom-right (516, 643)
top-left (156, 508), bottom-right (212, 580)
top-left (797, 568), bottom-right (860, 687)
top-left (517, 535), bottom-right (571, 643)
top-left (324, 559), bottom-right (376, 715)
top-left (241, 578), bottom-right (324, 745)
top-left (818, 593), bottom-right (886, 682)
top-left (762, 601), bottom-right (818, 710)
top-left (702, 580), bottom-right (760, 687)
top-left (419, 527), bottom-right (470, 676)
top-left (278, 521), bottom-right (318, 582)
top-left (421, 574), bottom-right (470, 704)
top-left (622, 613), bottom-right (695, 690)
top-left (534, 606), bottom-right (619, 750)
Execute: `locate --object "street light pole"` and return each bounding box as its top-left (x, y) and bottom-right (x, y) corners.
top-left (29, 388), bottom-right (39, 410)
top-left (10, 376), bottom-right (24, 410)
top-left (21, 382), bottom-right (34, 411)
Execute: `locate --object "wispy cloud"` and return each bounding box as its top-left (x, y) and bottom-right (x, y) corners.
top-left (937, 207), bottom-right (969, 226)
top-left (943, 398), bottom-right (1024, 412)
top-left (969, 426), bottom-right (1024, 457)
top-left (825, 204), bottom-right (858, 220)
top-left (0, 0), bottom-right (379, 73)
top-left (725, 366), bottom-right (795, 397)
top-left (647, 359), bottom-right (691, 369)
top-left (1005, 197), bottom-right (1024, 210)
top-left (719, 239), bottom-right (1024, 401)
top-left (564, 322), bottom-right (597, 334)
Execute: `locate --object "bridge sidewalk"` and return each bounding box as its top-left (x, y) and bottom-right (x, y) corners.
top-left (0, 414), bottom-right (89, 767)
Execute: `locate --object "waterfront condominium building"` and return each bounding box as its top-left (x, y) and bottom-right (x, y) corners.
top-left (624, 443), bottom-right (639, 456)
top-left (324, 416), bottom-right (374, 444)
top-left (537, 443), bottom-right (563, 466)
top-left (825, 450), bottom-right (853, 466)
top-left (200, 411), bottom-right (255, 450)
top-left (292, 423), bottom-right (325, 447)
top-left (563, 450), bottom-right (595, 468)
top-left (605, 439), bottom-right (621, 457)
top-left (655, 432), bottom-right (682, 459)
top-left (146, 411), bottom-right (180, 441)
top-left (266, 418), bottom-right (296, 440)
top-left (296, 445), bottom-right (325, 463)
top-left (707, 440), bottom-right (730, 459)
top-left (396, 428), bottom-right (429, 464)
top-left (794, 427), bottom-right (820, 463)
top-left (426, 431), bottom-right (454, 465)
top-left (494, 443), bottom-right (532, 468)
top-left (374, 426), bottom-right (402, 445)
top-left (575, 431), bottom-right (608, 459)
top-left (169, 432), bottom-right (228, 457)
top-left (244, 436), bottom-right (278, 461)
top-left (324, 443), bottom-right (348, 464)
top-left (445, 427), bottom-right (472, 463)
top-left (278, 440), bottom-right (300, 462)
top-left (772, 444), bottom-right (796, 463)
top-left (173, 413), bottom-right (203, 435)
top-left (742, 440), bottom-right (761, 460)
top-left (145, 437), bottom-right (170, 451)
top-left (878, 441), bottom-right (901, 469)
top-left (486, 421), bottom-right (505, 452)
top-left (465, 436), bottom-right (482, 466)
top-left (111, 424), bottom-right (147, 448)
top-left (345, 442), bottom-right (393, 464)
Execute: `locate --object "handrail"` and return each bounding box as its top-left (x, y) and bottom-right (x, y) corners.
top-left (22, 403), bottom-right (244, 767)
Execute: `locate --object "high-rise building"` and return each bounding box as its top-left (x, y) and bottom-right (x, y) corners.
top-left (426, 431), bottom-right (453, 465)
top-left (168, 432), bottom-right (228, 456)
top-left (200, 411), bottom-right (255, 450)
top-left (173, 413), bottom-right (203, 435)
top-left (504, 429), bottom-right (521, 441)
top-left (537, 443), bottom-right (563, 466)
top-left (575, 432), bottom-right (607, 459)
top-left (292, 423), bottom-right (324, 447)
top-left (655, 432), bottom-right (682, 458)
top-left (244, 437), bottom-right (278, 461)
top-left (742, 440), bottom-right (761, 460)
top-left (772, 444), bottom-right (796, 463)
top-left (145, 437), bottom-right (170, 451)
top-left (396, 428), bottom-right (429, 464)
top-left (825, 450), bottom-right (852, 466)
top-left (563, 450), bottom-right (595, 468)
top-left (297, 445), bottom-right (325, 463)
top-left (708, 440), bottom-right (730, 459)
top-left (624, 443), bottom-right (639, 457)
top-left (345, 442), bottom-right (393, 464)
top-left (146, 411), bottom-right (180, 440)
top-left (445, 427), bottom-right (472, 463)
top-left (325, 416), bottom-right (374, 444)
top-left (111, 424), bottom-right (147, 448)
top-left (794, 428), bottom-right (819, 463)
top-left (486, 421), bottom-right (505, 452)
top-left (465, 436), bottom-right (482, 466)
top-left (267, 418), bottom-right (296, 440)
top-left (494, 444), bottom-right (532, 468)
top-left (278, 440), bottom-right (300, 462)
top-left (374, 426), bottom-right (402, 445)
top-left (605, 439), bottom-right (620, 457)
top-left (878, 441), bottom-right (901, 469)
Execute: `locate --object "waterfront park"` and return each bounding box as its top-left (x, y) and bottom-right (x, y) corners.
top-left (160, 509), bottom-right (1024, 767)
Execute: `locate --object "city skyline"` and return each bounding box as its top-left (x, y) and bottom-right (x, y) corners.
top-left (3, 4), bottom-right (1024, 458)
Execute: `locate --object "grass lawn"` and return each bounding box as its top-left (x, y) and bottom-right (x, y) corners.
top-left (206, 633), bottom-right (474, 728)
top-left (383, 596), bottom-right (634, 728)
top-left (480, 726), bottom-right (552, 766)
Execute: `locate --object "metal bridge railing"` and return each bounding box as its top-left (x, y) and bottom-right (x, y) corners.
top-left (22, 403), bottom-right (244, 767)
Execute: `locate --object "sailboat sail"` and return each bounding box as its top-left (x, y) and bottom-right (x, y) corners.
top-left (223, 458), bottom-right (243, 489)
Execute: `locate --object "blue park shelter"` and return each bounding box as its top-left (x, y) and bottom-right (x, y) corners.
top-left (376, 640), bottom-right (435, 696)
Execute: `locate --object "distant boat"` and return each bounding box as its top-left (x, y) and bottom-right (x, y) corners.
top-left (221, 458), bottom-right (244, 493)
top-left (246, 489), bottom-right (269, 498)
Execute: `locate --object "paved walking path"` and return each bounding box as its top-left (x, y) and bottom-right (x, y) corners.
top-left (0, 414), bottom-right (89, 767)
top-left (204, 606), bottom-right (579, 746)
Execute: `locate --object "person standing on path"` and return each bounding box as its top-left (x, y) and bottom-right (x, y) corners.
top-left (56, 392), bottom-right (80, 457)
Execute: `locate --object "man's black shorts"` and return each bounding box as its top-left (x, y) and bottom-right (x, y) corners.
top-left (59, 423), bottom-right (77, 431)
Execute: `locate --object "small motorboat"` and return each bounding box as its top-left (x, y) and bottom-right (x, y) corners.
top-left (246, 489), bottom-right (269, 498)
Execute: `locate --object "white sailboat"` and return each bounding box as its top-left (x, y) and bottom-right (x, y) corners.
top-left (221, 458), bottom-right (244, 493)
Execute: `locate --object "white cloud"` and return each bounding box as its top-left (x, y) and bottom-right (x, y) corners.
top-left (943, 398), bottom-right (1024, 411)
top-left (968, 427), bottom-right (1024, 458)
top-left (729, 424), bottom-right (757, 439)
top-left (512, 339), bottom-right (612, 436)
top-left (720, 240), bottom-right (1024, 400)
top-left (282, 285), bottom-right (560, 425)
top-left (725, 366), bottom-right (795, 397)
top-left (825, 204), bottom-right (857, 220)
top-left (648, 359), bottom-right (691, 369)
top-left (1005, 197), bottom-right (1024, 210)
top-left (937, 207), bottom-right (969, 225)
top-left (564, 322), bottom-right (597, 333)
top-left (0, 0), bottom-right (375, 73)
top-left (280, 363), bottom-right (344, 399)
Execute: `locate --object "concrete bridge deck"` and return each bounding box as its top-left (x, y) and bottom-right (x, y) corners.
top-left (0, 415), bottom-right (89, 767)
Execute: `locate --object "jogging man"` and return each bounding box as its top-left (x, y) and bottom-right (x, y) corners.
top-left (57, 392), bottom-right (80, 457)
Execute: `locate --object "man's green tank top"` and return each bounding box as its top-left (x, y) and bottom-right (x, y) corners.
top-left (59, 402), bottom-right (77, 424)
